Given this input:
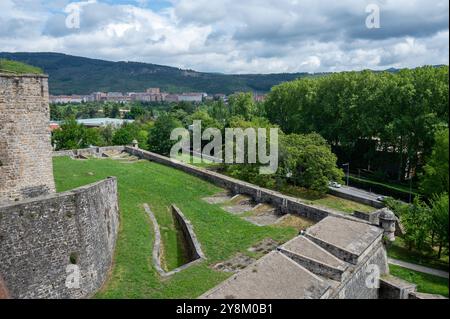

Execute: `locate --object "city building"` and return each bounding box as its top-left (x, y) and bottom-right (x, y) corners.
top-left (76, 118), bottom-right (134, 128)
top-left (146, 88), bottom-right (160, 94)
top-left (177, 93), bottom-right (204, 103)
top-left (49, 95), bottom-right (84, 104)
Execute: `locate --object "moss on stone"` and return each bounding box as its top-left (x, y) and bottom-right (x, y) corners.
top-left (0, 59), bottom-right (43, 75)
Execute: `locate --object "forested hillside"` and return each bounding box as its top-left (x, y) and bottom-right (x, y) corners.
top-left (0, 52), bottom-right (308, 95)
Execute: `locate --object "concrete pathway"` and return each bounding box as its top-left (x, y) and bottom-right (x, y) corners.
top-left (388, 258), bottom-right (449, 279)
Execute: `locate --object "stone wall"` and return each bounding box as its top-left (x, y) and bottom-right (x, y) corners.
top-left (53, 146), bottom-right (125, 158)
top-left (125, 147), bottom-right (369, 224)
top-left (0, 177), bottom-right (119, 299)
top-left (379, 275), bottom-right (417, 299)
top-left (0, 74), bottom-right (55, 204)
top-left (144, 204), bottom-right (204, 277)
top-left (171, 205), bottom-right (205, 262)
top-left (333, 243), bottom-right (389, 299)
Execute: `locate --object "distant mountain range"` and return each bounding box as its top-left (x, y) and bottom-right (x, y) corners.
top-left (0, 52), bottom-right (312, 95)
top-left (1, 52), bottom-right (444, 96)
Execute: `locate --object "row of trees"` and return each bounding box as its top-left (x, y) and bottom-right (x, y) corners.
top-left (265, 66), bottom-right (449, 182)
top-left (52, 92), bottom-right (343, 195)
top-left (142, 95), bottom-right (343, 194)
top-left (52, 117), bottom-right (151, 151)
top-left (50, 101), bottom-right (170, 121)
top-left (385, 127), bottom-right (449, 258)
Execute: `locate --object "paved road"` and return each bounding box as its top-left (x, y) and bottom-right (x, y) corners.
top-left (331, 185), bottom-right (383, 202)
top-left (388, 258), bottom-right (449, 279)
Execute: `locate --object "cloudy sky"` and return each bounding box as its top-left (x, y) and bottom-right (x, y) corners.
top-left (0, 0), bottom-right (448, 73)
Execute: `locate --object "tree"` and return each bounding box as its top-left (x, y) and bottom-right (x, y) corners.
top-left (98, 124), bottom-right (114, 146)
top-left (228, 92), bottom-right (257, 120)
top-left (112, 122), bottom-right (149, 149)
top-left (420, 127), bottom-right (449, 197)
top-left (110, 104), bottom-right (120, 118)
top-left (207, 100), bottom-right (230, 125)
top-left (129, 105), bottom-right (146, 119)
top-left (429, 193), bottom-right (449, 258)
top-left (185, 109), bottom-right (223, 131)
top-left (279, 133), bottom-right (344, 194)
top-left (148, 113), bottom-right (183, 155)
top-left (52, 117), bottom-right (102, 150)
top-left (264, 66), bottom-right (449, 183)
top-left (399, 198), bottom-right (432, 252)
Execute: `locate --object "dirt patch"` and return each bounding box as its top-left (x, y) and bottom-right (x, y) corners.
top-left (104, 151), bottom-right (141, 162)
top-left (248, 238), bottom-right (280, 255)
top-left (212, 253), bottom-right (256, 273)
top-left (222, 195), bottom-right (256, 214)
top-left (275, 214), bottom-right (315, 231)
top-left (202, 192), bottom-right (233, 204)
top-left (243, 204), bottom-right (281, 226)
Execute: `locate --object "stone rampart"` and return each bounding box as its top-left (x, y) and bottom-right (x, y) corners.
top-left (0, 73), bottom-right (55, 203)
top-left (0, 177), bottom-right (119, 299)
top-left (125, 147), bottom-right (370, 224)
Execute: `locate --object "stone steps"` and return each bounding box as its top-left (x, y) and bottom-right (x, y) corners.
top-left (278, 236), bottom-right (348, 282)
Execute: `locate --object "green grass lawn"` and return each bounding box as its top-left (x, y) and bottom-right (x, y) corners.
top-left (389, 265), bottom-right (449, 297)
top-left (387, 237), bottom-right (449, 272)
top-left (172, 154), bottom-right (375, 215)
top-left (0, 59), bottom-right (43, 74)
top-left (280, 185), bottom-right (375, 214)
top-left (53, 156), bottom-right (297, 298)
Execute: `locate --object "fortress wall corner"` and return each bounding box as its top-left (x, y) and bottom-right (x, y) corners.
top-left (0, 74), bottom-right (55, 203)
top-left (0, 177), bottom-right (119, 299)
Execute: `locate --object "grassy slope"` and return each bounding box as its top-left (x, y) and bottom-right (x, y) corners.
top-left (389, 265), bottom-right (449, 297)
top-left (173, 155), bottom-right (375, 214)
top-left (387, 237), bottom-right (449, 272)
top-left (53, 157), bottom-right (297, 298)
top-left (0, 59), bottom-right (43, 74)
top-left (280, 185), bottom-right (375, 214)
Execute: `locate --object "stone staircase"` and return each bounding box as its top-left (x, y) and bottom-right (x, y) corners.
top-left (203, 192), bottom-right (315, 228)
top-left (201, 216), bottom-right (388, 299)
top-left (102, 150), bottom-right (140, 162)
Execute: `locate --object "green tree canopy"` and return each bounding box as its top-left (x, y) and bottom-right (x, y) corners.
top-left (148, 113), bottom-right (183, 155)
top-left (420, 127), bottom-right (449, 197)
top-left (52, 117), bottom-right (102, 150)
top-left (280, 133), bottom-right (344, 194)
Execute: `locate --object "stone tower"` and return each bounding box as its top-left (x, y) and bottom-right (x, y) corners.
top-left (378, 208), bottom-right (396, 241)
top-left (0, 73), bottom-right (55, 203)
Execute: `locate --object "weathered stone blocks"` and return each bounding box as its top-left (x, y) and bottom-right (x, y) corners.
top-left (0, 177), bottom-right (119, 299)
top-left (0, 73), bottom-right (55, 203)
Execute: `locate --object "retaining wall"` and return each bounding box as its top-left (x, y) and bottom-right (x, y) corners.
top-left (0, 177), bottom-right (119, 299)
top-left (144, 203), bottom-right (204, 277)
top-left (126, 147), bottom-right (369, 224)
top-left (379, 275), bottom-right (417, 299)
top-left (53, 146), bottom-right (125, 158)
top-left (333, 243), bottom-right (389, 299)
top-left (172, 205), bottom-right (205, 261)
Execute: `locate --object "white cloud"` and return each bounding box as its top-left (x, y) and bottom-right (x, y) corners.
top-left (0, 0), bottom-right (448, 73)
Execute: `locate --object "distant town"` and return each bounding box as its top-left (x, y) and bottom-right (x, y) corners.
top-left (50, 88), bottom-right (267, 104)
